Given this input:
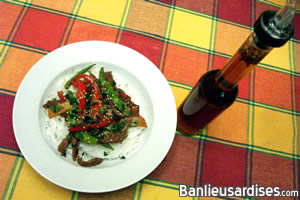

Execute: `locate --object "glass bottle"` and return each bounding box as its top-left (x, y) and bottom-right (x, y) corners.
top-left (177, 2), bottom-right (295, 136)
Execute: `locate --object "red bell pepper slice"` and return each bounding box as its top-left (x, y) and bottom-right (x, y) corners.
top-left (74, 74), bottom-right (102, 102)
top-left (119, 91), bottom-right (127, 98)
top-left (77, 80), bottom-right (86, 113)
top-left (69, 118), bottom-right (113, 132)
top-left (57, 91), bottom-right (66, 101)
top-left (92, 104), bottom-right (100, 113)
top-left (70, 80), bottom-right (78, 87)
top-left (90, 102), bottom-right (105, 118)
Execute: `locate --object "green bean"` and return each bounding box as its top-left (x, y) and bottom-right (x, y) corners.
top-left (74, 131), bottom-right (98, 144)
top-left (98, 67), bottom-right (131, 116)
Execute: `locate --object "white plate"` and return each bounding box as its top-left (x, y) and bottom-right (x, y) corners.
top-left (12, 41), bottom-right (177, 193)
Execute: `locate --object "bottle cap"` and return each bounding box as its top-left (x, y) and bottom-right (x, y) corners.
top-left (254, 10), bottom-right (294, 48)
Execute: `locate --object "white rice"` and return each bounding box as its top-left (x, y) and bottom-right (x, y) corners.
top-left (42, 66), bottom-right (146, 163)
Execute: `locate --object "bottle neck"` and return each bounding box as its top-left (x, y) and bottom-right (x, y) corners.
top-left (215, 32), bottom-right (272, 91)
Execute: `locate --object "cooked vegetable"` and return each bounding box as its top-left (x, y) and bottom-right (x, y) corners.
top-left (50, 105), bottom-right (62, 113)
top-left (48, 101), bottom-right (73, 119)
top-left (65, 91), bottom-right (78, 106)
top-left (131, 116), bottom-right (147, 128)
top-left (76, 80), bottom-right (86, 113)
top-left (57, 91), bottom-right (66, 101)
top-left (43, 64), bottom-right (147, 167)
top-left (69, 118), bottom-right (113, 132)
top-left (64, 64), bottom-right (95, 89)
top-left (74, 74), bottom-right (102, 102)
top-left (74, 131), bottom-right (98, 144)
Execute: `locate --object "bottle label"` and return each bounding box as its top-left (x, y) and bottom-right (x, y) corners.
top-left (182, 83), bottom-right (206, 115)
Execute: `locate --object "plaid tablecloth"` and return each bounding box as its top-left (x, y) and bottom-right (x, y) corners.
top-left (0, 0), bottom-right (299, 199)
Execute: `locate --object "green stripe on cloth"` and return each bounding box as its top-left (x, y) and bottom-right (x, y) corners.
top-left (70, 0), bottom-right (82, 20)
top-left (124, 27), bottom-right (166, 42)
top-left (217, 17), bottom-right (250, 30)
top-left (292, 38), bottom-right (300, 44)
top-left (0, 150), bottom-right (21, 158)
top-left (176, 130), bottom-right (205, 140)
top-left (164, 2), bottom-right (175, 44)
top-left (256, 0), bottom-right (283, 8)
top-left (74, 15), bottom-right (120, 29)
top-left (115, 0), bottom-right (133, 43)
top-left (257, 62), bottom-right (298, 76)
top-left (0, 150), bottom-right (22, 158)
top-left (119, 0), bottom-right (132, 28)
top-left (132, 182), bottom-right (143, 200)
top-left (137, 180), bottom-right (143, 200)
top-left (131, 183), bottom-right (137, 200)
top-left (239, 98), bottom-right (298, 116)
top-left (2, 157), bottom-right (25, 200)
top-left (0, 41), bottom-right (11, 67)
top-left (289, 36), bottom-right (299, 163)
top-left (158, 0), bottom-right (175, 71)
top-left (70, 191), bottom-right (80, 200)
top-left (0, 146), bottom-right (22, 157)
top-left (4, 0), bottom-right (31, 7)
top-left (0, 40), bottom-right (49, 55)
top-left (143, 178), bottom-right (179, 190)
top-left (71, 0), bottom-right (83, 17)
top-left (247, 102), bottom-right (255, 152)
top-left (206, 0), bottom-right (218, 71)
top-left (168, 80), bottom-right (192, 90)
top-left (132, 181), bottom-right (143, 200)
top-left (251, 145), bottom-right (299, 160)
top-left (167, 39), bottom-right (211, 54)
top-left (170, 4), bottom-right (213, 21)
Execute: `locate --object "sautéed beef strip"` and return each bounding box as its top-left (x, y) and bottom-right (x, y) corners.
top-left (104, 72), bottom-right (114, 85)
top-left (108, 98), bottom-right (125, 117)
top-left (43, 99), bottom-right (64, 108)
top-left (77, 157), bottom-right (103, 167)
top-left (58, 137), bottom-right (70, 156)
top-left (71, 137), bottom-right (79, 161)
top-left (98, 119), bottom-right (131, 143)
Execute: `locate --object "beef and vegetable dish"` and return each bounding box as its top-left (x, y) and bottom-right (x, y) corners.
top-left (43, 64), bottom-right (147, 167)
